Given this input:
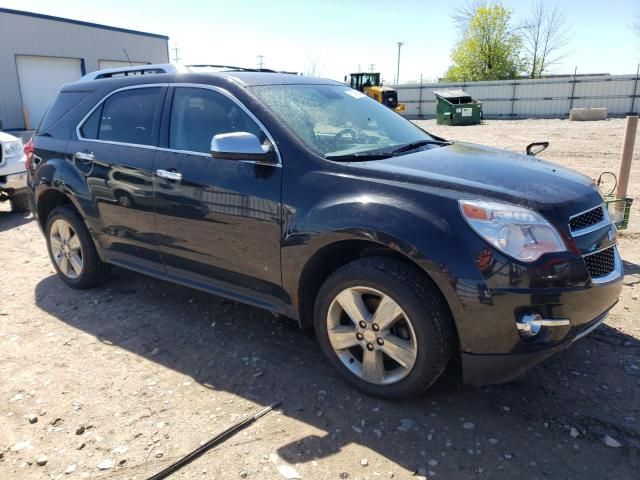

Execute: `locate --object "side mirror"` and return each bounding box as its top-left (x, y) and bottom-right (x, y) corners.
top-left (210, 132), bottom-right (276, 163)
top-left (526, 141), bottom-right (549, 156)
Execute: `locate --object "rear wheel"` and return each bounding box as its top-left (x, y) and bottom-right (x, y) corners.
top-left (45, 206), bottom-right (109, 289)
top-left (314, 257), bottom-right (454, 399)
top-left (10, 192), bottom-right (29, 212)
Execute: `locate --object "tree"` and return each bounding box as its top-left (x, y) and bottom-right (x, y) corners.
top-left (306, 56), bottom-right (323, 77)
top-left (445, 2), bottom-right (524, 81)
top-left (521, 1), bottom-right (571, 78)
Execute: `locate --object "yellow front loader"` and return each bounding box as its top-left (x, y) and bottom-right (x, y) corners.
top-left (346, 72), bottom-right (405, 113)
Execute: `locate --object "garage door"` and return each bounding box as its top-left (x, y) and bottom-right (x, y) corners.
top-left (16, 55), bottom-right (82, 129)
top-left (98, 60), bottom-right (147, 70)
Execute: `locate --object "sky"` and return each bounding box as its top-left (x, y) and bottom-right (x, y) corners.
top-left (3, 0), bottom-right (640, 83)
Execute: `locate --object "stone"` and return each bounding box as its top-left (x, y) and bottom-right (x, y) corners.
top-left (570, 427), bottom-right (580, 438)
top-left (462, 422), bottom-right (475, 430)
top-left (361, 458), bottom-right (369, 466)
top-left (398, 418), bottom-right (414, 432)
top-left (36, 455), bottom-right (48, 466)
top-left (97, 459), bottom-right (114, 470)
top-left (604, 435), bottom-right (621, 448)
top-left (75, 425), bottom-right (85, 435)
top-left (11, 441), bottom-right (31, 452)
top-left (28, 413), bottom-right (38, 424)
top-left (277, 464), bottom-right (301, 479)
top-left (428, 459), bottom-right (438, 466)
top-left (64, 464), bottom-right (77, 474)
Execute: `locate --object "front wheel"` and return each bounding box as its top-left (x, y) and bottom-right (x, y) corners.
top-left (314, 257), bottom-right (454, 399)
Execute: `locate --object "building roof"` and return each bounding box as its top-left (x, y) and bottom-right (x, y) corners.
top-left (0, 7), bottom-right (169, 40)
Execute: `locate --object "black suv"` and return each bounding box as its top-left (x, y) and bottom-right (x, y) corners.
top-left (27, 65), bottom-right (622, 399)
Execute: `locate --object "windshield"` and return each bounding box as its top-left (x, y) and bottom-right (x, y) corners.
top-left (250, 84), bottom-right (436, 158)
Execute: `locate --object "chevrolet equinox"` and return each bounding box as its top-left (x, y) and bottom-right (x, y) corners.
top-left (26, 64), bottom-right (622, 399)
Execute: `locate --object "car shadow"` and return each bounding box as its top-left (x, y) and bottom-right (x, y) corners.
top-left (0, 209), bottom-right (33, 232)
top-left (34, 268), bottom-right (640, 477)
top-left (623, 259), bottom-right (640, 276)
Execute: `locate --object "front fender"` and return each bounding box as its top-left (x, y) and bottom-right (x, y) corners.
top-left (281, 192), bottom-right (482, 332)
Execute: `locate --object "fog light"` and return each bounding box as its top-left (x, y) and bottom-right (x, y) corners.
top-left (517, 313), bottom-right (543, 338)
top-left (516, 312), bottom-right (571, 339)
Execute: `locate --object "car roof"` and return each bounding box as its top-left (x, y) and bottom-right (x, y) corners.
top-left (62, 71), bottom-right (344, 93)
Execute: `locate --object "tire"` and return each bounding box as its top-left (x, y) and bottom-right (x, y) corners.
top-left (10, 191), bottom-right (30, 212)
top-left (115, 191), bottom-right (134, 208)
top-left (314, 256), bottom-right (454, 399)
top-left (45, 206), bottom-right (110, 289)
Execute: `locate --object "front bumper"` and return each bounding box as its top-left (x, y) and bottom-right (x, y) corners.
top-left (0, 170), bottom-right (28, 193)
top-left (456, 230), bottom-right (623, 385)
top-left (462, 308), bottom-right (611, 385)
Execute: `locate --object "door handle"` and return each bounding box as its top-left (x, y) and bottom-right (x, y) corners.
top-left (75, 151), bottom-right (95, 162)
top-left (156, 169), bottom-right (182, 181)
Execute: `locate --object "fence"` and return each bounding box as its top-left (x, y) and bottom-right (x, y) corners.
top-left (393, 72), bottom-right (640, 119)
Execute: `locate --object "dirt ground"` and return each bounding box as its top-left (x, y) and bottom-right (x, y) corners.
top-left (1, 119), bottom-right (639, 480)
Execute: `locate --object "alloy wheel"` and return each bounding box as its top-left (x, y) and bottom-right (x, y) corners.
top-left (326, 286), bottom-right (418, 385)
top-left (49, 219), bottom-right (84, 279)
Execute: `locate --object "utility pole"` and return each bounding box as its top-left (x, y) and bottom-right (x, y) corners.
top-left (368, 64), bottom-right (375, 73)
top-left (257, 55), bottom-right (265, 69)
top-left (172, 43), bottom-right (181, 64)
top-left (395, 42), bottom-right (404, 85)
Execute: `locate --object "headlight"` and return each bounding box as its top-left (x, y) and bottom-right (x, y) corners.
top-left (459, 200), bottom-right (566, 262)
top-left (2, 139), bottom-right (23, 158)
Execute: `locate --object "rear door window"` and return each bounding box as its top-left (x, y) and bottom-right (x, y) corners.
top-left (80, 87), bottom-right (162, 146)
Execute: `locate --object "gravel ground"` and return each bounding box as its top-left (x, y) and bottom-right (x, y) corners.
top-left (1, 119), bottom-right (639, 479)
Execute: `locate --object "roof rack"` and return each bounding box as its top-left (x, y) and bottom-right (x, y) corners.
top-left (78, 63), bottom-right (281, 82)
top-left (79, 63), bottom-right (183, 81)
top-left (186, 64), bottom-right (277, 73)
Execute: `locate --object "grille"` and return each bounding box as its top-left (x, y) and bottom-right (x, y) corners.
top-left (584, 246), bottom-right (616, 278)
top-left (569, 205), bottom-right (605, 233)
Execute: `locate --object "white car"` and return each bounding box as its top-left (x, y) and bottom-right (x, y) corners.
top-left (0, 131), bottom-right (29, 212)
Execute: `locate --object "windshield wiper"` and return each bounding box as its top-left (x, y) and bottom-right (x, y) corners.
top-left (325, 139), bottom-right (452, 162)
top-left (324, 152), bottom-right (394, 161)
top-left (389, 139), bottom-right (451, 155)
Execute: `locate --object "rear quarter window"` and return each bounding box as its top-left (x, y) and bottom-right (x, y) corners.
top-left (37, 91), bottom-right (93, 134)
top-left (79, 87), bottom-right (161, 146)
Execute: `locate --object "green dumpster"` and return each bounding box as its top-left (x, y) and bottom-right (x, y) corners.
top-left (434, 89), bottom-right (483, 126)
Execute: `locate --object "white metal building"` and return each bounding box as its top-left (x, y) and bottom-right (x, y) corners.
top-left (0, 8), bottom-right (169, 130)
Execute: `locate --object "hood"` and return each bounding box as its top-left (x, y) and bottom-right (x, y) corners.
top-left (346, 142), bottom-right (603, 224)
